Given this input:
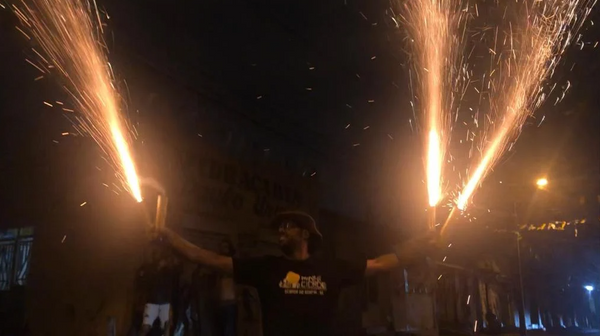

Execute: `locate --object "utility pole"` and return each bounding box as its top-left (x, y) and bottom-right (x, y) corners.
top-left (514, 202), bottom-right (527, 336)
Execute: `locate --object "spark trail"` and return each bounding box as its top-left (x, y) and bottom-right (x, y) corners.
top-left (399, 0), bottom-right (470, 209)
top-left (456, 0), bottom-right (596, 210)
top-left (12, 0), bottom-right (142, 202)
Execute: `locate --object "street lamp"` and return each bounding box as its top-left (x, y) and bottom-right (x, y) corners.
top-left (584, 285), bottom-right (596, 315)
top-left (536, 178), bottom-right (548, 189)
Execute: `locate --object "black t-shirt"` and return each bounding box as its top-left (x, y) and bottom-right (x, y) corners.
top-left (233, 255), bottom-right (366, 336)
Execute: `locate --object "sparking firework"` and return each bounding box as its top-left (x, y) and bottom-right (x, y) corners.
top-left (397, 0), bottom-right (471, 225)
top-left (11, 0), bottom-right (143, 202)
top-left (455, 0), bottom-right (596, 210)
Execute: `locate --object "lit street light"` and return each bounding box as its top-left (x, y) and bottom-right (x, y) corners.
top-left (536, 178), bottom-right (548, 188)
top-left (585, 285), bottom-right (596, 315)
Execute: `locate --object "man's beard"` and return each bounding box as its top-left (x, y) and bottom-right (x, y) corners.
top-left (280, 242), bottom-right (295, 256)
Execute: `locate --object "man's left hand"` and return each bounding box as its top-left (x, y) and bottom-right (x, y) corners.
top-left (407, 230), bottom-right (442, 258)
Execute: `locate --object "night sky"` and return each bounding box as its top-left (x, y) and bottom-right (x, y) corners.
top-left (0, 0), bottom-right (599, 228)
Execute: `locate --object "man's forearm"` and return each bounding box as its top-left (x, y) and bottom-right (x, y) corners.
top-left (162, 228), bottom-right (233, 273)
top-left (392, 238), bottom-right (426, 267)
top-left (366, 239), bottom-right (429, 275)
top-left (164, 229), bottom-right (210, 261)
top-left (374, 253), bottom-right (399, 270)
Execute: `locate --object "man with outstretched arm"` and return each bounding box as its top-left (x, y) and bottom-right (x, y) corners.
top-left (157, 211), bottom-right (438, 336)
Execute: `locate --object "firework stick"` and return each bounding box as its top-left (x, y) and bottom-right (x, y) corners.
top-left (155, 194), bottom-right (169, 230)
top-left (427, 206), bottom-right (436, 230)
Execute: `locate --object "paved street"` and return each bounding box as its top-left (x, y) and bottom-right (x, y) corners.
top-left (439, 329), bottom-right (600, 336)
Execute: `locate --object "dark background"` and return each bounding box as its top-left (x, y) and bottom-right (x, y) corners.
top-left (1, 0), bottom-right (599, 228)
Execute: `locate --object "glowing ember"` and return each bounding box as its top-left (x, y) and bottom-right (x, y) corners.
top-left (456, 0), bottom-right (595, 210)
top-left (12, 0), bottom-right (142, 202)
top-left (399, 0), bottom-right (469, 207)
top-left (536, 178), bottom-right (548, 188)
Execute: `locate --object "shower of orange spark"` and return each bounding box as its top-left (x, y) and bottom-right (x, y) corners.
top-left (13, 0), bottom-right (142, 202)
top-left (456, 0), bottom-right (595, 210)
top-left (399, 0), bottom-right (469, 207)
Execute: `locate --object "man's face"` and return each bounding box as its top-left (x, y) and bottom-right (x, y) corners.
top-left (278, 221), bottom-right (306, 254)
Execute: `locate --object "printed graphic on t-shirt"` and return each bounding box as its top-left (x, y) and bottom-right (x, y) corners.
top-left (278, 271), bottom-right (327, 295)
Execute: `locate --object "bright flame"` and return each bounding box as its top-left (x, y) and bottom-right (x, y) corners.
top-left (14, 0), bottom-right (142, 202)
top-left (456, 0), bottom-right (594, 210)
top-left (400, 0), bottom-right (469, 208)
top-left (536, 178), bottom-right (548, 188)
top-left (111, 125), bottom-right (142, 201)
top-left (457, 121), bottom-right (512, 210)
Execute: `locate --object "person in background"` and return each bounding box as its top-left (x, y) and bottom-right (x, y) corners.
top-left (194, 263), bottom-right (219, 336)
top-left (157, 211), bottom-right (439, 336)
top-left (216, 239), bottom-right (237, 336)
top-left (139, 247), bottom-right (180, 336)
top-left (129, 264), bottom-right (149, 336)
top-left (485, 310), bottom-right (501, 334)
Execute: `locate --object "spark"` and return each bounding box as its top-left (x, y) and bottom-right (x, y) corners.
top-left (14, 0), bottom-right (143, 202)
top-left (15, 25), bottom-right (31, 39)
top-left (399, 0), bottom-right (469, 208)
top-left (456, 0), bottom-right (595, 210)
top-left (25, 58), bottom-right (45, 73)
